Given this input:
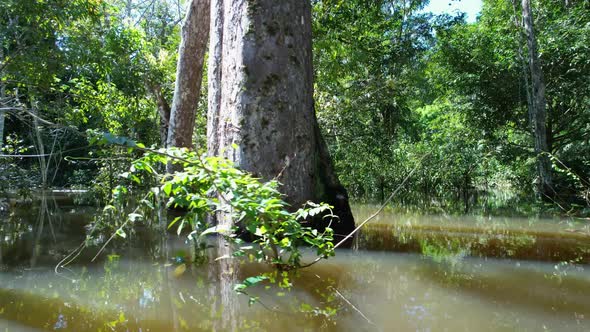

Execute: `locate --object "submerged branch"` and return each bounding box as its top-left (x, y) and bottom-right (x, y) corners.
top-left (328, 283), bottom-right (376, 327)
top-left (91, 192), bottom-right (152, 262)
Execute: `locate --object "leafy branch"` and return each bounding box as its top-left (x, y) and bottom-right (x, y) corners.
top-left (83, 134), bottom-right (339, 300)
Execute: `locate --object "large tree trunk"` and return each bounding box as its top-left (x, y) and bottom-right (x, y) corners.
top-left (166, 0), bottom-right (210, 149)
top-left (521, 0), bottom-right (553, 198)
top-left (206, 2), bottom-right (354, 328)
top-left (206, 0), bottom-right (354, 237)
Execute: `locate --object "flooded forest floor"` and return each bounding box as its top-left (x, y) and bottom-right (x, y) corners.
top-left (0, 192), bottom-right (589, 331)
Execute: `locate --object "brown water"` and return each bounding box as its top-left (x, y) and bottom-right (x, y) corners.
top-left (352, 204), bottom-right (590, 263)
top-left (0, 198), bottom-right (589, 331)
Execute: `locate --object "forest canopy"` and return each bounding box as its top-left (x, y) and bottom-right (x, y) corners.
top-left (1, 0), bottom-right (589, 214)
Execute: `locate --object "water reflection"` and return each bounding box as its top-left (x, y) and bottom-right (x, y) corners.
top-left (0, 198), bottom-right (589, 331)
top-left (0, 254), bottom-right (347, 330)
top-left (354, 205), bottom-right (590, 263)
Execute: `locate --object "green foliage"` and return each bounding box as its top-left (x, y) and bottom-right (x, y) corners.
top-left (0, 134), bottom-right (36, 194)
top-left (312, 0), bottom-right (590, 212)
top-left (427, 0), bottom-right (590, 205)
top-left (2, 0), bottom-right (589, 215)
top-left (420, 237), bottom-right (469, 265)
top-left (92, 142), bottom-right (338, 298)
top-left (136, 148), bottom-right (335, 267)
top-left (1, 0), bottom-right (180, 189)
top-left (313, 0), bottom-right (433, 201)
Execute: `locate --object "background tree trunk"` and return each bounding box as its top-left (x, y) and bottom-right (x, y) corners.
top-left (521, 0), bottom-right (553, 198)
top-left (148, 82), bottom-right (171, 147)
top-left (0, 46), bottom-right (5, 150)
top-left (28, 94), bottom-right (48, 188)
top-left (207, 0), bottom-right (354, 237)
top-left (511, 0), bottom-right (534, 128)
top-left (166, 0), bottom-right (210, 149)
top-left (0, 109), bottom-right (4, 151)
top-left (206, 0), bottom-right (223, 155)
top-left (0, 110), bottom-right (4, 150)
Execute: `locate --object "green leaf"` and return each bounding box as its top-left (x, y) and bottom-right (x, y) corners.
top-left (116, 228), bottom-right (126, 238)
top-left (200, 225), bottom-right (231, 237)
top-left (162, 182), bottom-right (172, 196)
top-left (177, 219), bottom-right (186, 236)
top-left (280, 238), bottom-right (291, 247)
top-left (128, 213), bottom-right (142, 222)
top-left (102, 133), bottom-right (137, 147)
top-left (255, 225), bottom-right (267, 236)
top-left (103, 205), bottom-right (116, 212)
top-left (167, 216), bottom-right (182, 230)
top-left (241, 275), bottom-right (268, 289)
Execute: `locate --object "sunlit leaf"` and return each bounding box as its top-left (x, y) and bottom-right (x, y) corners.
top-left (173, 263), bottom-right (186, 277)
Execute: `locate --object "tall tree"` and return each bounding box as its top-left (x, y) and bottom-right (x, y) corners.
top-left (205, 2), bottom-right (355, 328)
top-left (126, 0), bottom-right (184, 147)
top-left (148, 82), bottom-right (172, 146)
top-left (313, 0), bottom-right (432, 199)
top-left (0, 46), bottom-right (5, 150)
top-left (166, 0), bottom-right (210, 148)
top-left (521, 0), bottom-right (553, 197)
top-left (206, 0), bottom-right (355, 236)
top-left (0, 111), bottom-right (4, 150)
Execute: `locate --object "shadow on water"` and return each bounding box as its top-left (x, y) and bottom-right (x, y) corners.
top-left (0, 194), bottom-right (589, 331)
top-left (417, 257), bottom-right (590, 317)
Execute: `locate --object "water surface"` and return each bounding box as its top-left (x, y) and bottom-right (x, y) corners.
top-left (0, 198), bottom-right (588, 331)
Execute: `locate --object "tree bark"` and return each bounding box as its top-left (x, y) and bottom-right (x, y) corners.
top-left (0, 110), bottom-right (4, 150)
top-left (0, 46), bottom-right (5, 151)
top-left (148, 82), bottom-right (171, 147)
top-left (206, 3), bottom-right (240, 330)
top-left (206, 0), bottom-right (223, 155)
top-left (207, 0), bottom-right (354, 237)
top-left (521, 0), bottom-right (553, 198)
top-left (166, 0), bottom-right (210, 149)
top-left (28, 94), bottom-right (48, 188)
top-left (511, 0), bottom-right (534, 128)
